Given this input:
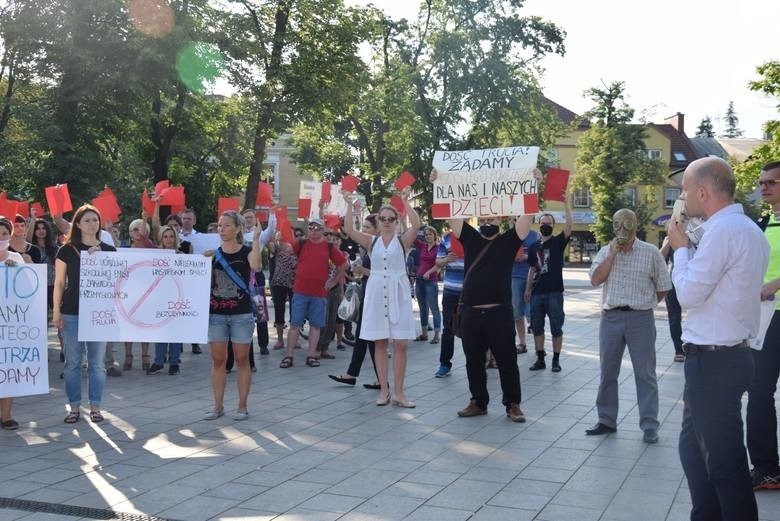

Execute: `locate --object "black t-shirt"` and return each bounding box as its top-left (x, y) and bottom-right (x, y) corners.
top-left (210, 245), bottom-right (253, 315)
top-left (10, 243), bottom-right (42, 264)
top-left (527, 233), bottom-right (570, 294)
top-left (459, 223), bottom-right (524, 306)
top-left (55, 242), bottom-right (117, 315)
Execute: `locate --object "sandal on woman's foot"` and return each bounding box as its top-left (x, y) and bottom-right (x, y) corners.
top-left (233, 410), bottom-right (249, 421)
top-left (415, 334), bottom-right (428, 341)
top-left (142, 355), bottom-right (151, 371)
top-left (363, 382), bottom-right (381, 390)
top-left (89, 410), bottom-right (104, 423)
top-left (64, 411), bottom-right (80, 424)
top-left (279, 356), bottom-right (293, 368)
top-left (329, 374), bottom-right (356, 385)
top-left (123, 354), bottom-right (133, 370)
top-left (203, 409), bottom-right (224, 420)
top-left (305, 356), bottom-right (320, 367)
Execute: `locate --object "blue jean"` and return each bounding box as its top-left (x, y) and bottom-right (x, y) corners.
top-left (154, 343), bottom-right (182, 365)
top-left (62, 314), bottom-right (106, 407)
top-left (530, 292), bottom-right (565, 337)
top-left (511, 277), bottom-right (530, 321)
top-left (415, 278), bottom-right (441, 331)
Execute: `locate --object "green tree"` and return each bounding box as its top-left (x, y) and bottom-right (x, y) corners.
top-left (574, 81), bottom-right (665, 243)
top-left (695, 116), bottom-right (715, 138)
top-left (721, 100), bottom-right (744, 138)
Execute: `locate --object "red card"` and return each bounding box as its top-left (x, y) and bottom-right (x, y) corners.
top-left (31, 202), bottom-right (45, 217)
top-left (542, 168), bottom-right (570, 202)
top-left (340, 174), bottom-right (359, 193)
top-left (321, 181), bottom-right (331, 203)
top-left (389, 195), bottom-right (406, 215)
top-left (16, 201), bottom-right (30, 218)
top-left (142, 189), bottom-right (155, 216)
top-left (523, 193), bottom-right (540, 214)
top-left (297, 198), bottom-right (312, 218)
top-left (256, 182), bottom-right (273, 207)
top-left (431, 203), bottom-right (450, 219)
top-left (324, 213), bottom-right (340, 230)
top-left (45, 184), bottom-right (72, 215)
top-left (160, 186), bottom-right (185, 206)
top-left (91, 196), bottom-right (121, 223)
top-left (170, 204), bottom-right (185, 214)
top-left (154, 180), bottom-right (170, 197)
top-left (256, 210), bottom-right (268, 222)
top-left (217, 197), bottom-right (240, 217)
top-left (0, 198), bottom-right (18, 218)
top-left (449, 232), bottom-right (464, 258)
top-left (395, 170), bottom-right (415, 190)
top-left (274, 206), bottom-right (288, 223)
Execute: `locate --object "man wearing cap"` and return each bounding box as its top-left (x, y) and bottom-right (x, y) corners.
top-left (588, 208), bottom-right (671, 444)
top-left (668, 157), bottom-right (768, 521)
top-left (280, 218), bottom-right (347, 368)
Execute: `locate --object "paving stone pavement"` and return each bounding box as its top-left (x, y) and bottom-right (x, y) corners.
top-left (1, 268), bottom-right (779, 520)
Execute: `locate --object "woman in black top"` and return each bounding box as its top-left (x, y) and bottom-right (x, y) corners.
top-left (53, 205), bottom-right (117, 424)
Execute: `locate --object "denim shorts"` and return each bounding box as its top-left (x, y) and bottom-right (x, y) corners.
top-left (208, 313), bottom-right (255, 343)
top-left (291, 293), bottom-right (327, 328)
top-left (511, 277), bottom-right (530, 321)
top-left (530, 291), bottom-right (565, 337)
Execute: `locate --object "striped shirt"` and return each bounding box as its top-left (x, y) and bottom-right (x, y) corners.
top-left (591, 239), bottom-right (671, 311)
top-left (438, 233), bottom-right (465, 296)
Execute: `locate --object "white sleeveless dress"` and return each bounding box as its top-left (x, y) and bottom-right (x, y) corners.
top-left (359, 236), bottom-right (416, 341)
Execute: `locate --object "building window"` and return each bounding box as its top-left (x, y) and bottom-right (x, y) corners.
top-left (673, 151), bottom-right (687, 161)
top-left (664, 187), bottom-right (681, 208)
top-left (623, 187), bottom-right (636, 206)
top-left (573, 187), bottom-right (590, 208)
top-left (645, 149), bottom-right (662, 160)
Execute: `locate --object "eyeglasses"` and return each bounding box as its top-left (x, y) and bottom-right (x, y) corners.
top-left (308, 225), bottom-right (323, 231)
top-left (759, 179), bottom-right (779, 188)
top-left (323, 232), bottom-right (333, 237)
top-left (378, 216), bottom-right (397, 223)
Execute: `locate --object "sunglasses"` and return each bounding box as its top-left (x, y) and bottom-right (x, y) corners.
top-left (308, 225), bottom-right (323, 231)
top-left (323, 232), bottom-right (333, 237)
top-left (759, 179), bottom-right (778, 188)
top-left (378, 216), bottom-right (397, 223)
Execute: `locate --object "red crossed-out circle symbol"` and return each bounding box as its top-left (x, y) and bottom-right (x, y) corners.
top-left (114, 260), bottom-right (185, 329)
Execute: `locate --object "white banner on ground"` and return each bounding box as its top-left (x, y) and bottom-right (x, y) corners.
top-left (78, 251), bottom-right (212, 343)
top-left (432, 146), bottom-right (541, 218)
top-left (0, 265), bottom-right (48, 398)
top-left (187, 233), bottom-right (221, 254)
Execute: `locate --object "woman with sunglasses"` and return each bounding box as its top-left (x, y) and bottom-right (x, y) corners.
top-left (343, 187), bottom-right (420, 407)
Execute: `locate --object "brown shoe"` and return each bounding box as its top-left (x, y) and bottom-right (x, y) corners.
top-left (506, 403), bottom-right (526, 423)
top-left (457, 400), bottom-right (487, 417)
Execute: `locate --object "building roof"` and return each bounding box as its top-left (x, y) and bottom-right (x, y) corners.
top-left (542, 97), bottom-right (589, 129)
top-left (717, 138), bottom-right (768, 162)
top-left (648, 123), bottom-right (699, 168)
top-left (689, 137), bottom-right (727, 159)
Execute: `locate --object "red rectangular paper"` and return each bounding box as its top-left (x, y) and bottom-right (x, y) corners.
top-left (256, 182), bottom-right (273, 207)
top-left (340, 175), bottom-right (359, 193)
top-left (542, 168), bottom-right (570, 202)
top-left (170, 204), bottom-right (185, 215)
top-left (154, 180), bottom-right (170, 197)
top-left (395, 170), bottom-right (415, 191)
top-left (0, 198), bottom-right (18, 218)
top-left (523, 193), bottom-right (540, 214)
top-left (91, 196), bottom-right (121, 223)
top-left (324, 213), bottom-right (340, 230)
top-left (142, 189), bottom-right (155, 216)
top-left (431, 203), bottom-right (450, 219)
top-left (449, 233), bottom-right (464, 258)
top-left (274, 206), bottom-right (288, 222)
top-left (160, 186), bottom-right (185, 206)
top-left (16, 201), bottom-right (30, 218)
top-left (389, 195), bottom-right (406, 215)
top-left (321, 181), bottom-right (331, 203)
top-left (217, 197), bottom-right (240, 217)
top-left (297, 198), bottom-right (312, 219)
top-left (256, 210), bottom-right (268, 223)
top-left (45, 184), bottom-right (72, 215)
top-left (30, 202), bottom-right (45, 218)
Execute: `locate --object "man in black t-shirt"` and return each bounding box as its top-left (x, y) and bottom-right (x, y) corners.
top-left (525, 195), bottom-right (572, 372)
top-left (449, 214), bottom-right (533, 423)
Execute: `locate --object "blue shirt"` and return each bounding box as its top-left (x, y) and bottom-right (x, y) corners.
top-left (511, 230), bottom-right (539, 279)
top-left (438, 233), bottom-right (465, 296)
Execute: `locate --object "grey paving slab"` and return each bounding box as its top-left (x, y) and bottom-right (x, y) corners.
top-left (1, 269), bottom-right (778, 521)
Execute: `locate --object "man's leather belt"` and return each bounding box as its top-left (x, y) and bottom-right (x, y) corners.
top-left (606, 306), bottom-right (633, 312)
top-left (683, 340), bottom-right (749, 354)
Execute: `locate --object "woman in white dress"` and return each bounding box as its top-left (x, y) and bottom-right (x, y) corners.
top-left (343, 187), bottom-right (420, 407)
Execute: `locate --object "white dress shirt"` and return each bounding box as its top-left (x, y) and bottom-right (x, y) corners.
top-left (673, 203), bottom-right (769, 345)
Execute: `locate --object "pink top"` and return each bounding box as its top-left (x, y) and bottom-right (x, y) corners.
top-left (414, 239), bottom-right (439, 282)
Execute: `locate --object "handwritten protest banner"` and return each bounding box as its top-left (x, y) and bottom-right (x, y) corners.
top-left (78, 251), bottom-right (211, 343)
top-left (431, 146), bottom-right (540, 218)
top-left (0, 265), bottom-right (48, 398)
top-left (299, 180), bottom-right (349, 220)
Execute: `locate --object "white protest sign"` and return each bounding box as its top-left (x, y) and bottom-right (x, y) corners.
top-left (187, 233), bottom-right (221, 254)
top-left (431, 146), bottom-right (541, 218)
top-left (299, 180), bottom-right (350, 220)
top-left (0, 265), bottom-right (48, 398)
top-left (78, 251), bottom-right (212, 343)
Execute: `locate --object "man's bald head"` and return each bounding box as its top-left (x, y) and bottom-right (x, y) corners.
top-left (686, 157), bottom-right (735, 200)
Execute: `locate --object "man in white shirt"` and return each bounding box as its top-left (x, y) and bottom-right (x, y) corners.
top-left (179, 208), bottom-right (199, 238)
top-left (668, 157), bottom-right (769, 521)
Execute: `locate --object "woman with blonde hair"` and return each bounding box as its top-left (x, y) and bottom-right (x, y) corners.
top-left (343, 187), bottom-right (420, 407)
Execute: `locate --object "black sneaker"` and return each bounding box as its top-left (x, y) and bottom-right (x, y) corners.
top-left (106, 366), bottom-right (122, 377)
top-left (260, 346), bottom-right (270, 355)
top-left (344, 331), bottom-right (355, 342)
top-left (529, 359), bottom-right (546, 371)
top-left (751, 467), bottom-right (780, 490)
top-left (146, 363), bottom-right (164, 375)
top-left (168, 365), bottom-right (180, 375)
top-left (192, 344), bottom-right (202, 354)
top-left (551, 360), bottom-right (561, 372)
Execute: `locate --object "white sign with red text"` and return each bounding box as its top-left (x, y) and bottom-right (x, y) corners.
top-left (431, 146), bottom-right (540, 218)
top-left (78, 251), bottom-right (212, 343)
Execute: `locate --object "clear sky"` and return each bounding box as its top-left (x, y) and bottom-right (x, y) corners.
top-left (351, 0), bottom-right (778, 139)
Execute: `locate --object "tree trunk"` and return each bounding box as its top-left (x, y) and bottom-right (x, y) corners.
top-left (0, 49), bottom-right (15, 137)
